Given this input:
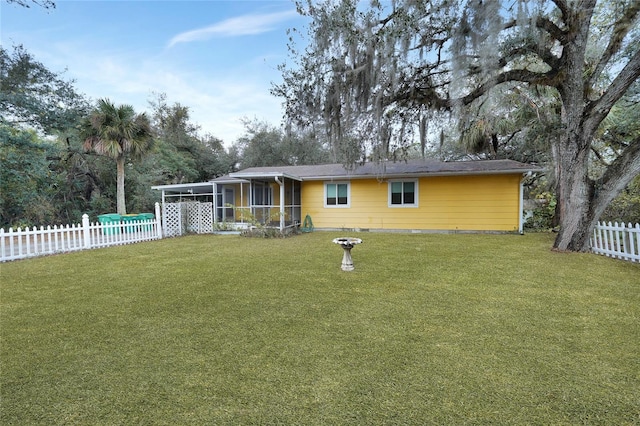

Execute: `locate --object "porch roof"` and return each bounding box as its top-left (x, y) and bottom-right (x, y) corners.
top-left (151, 176), bottom-right (250, 196)
top-left (151, 182), bottom-right (216, 195)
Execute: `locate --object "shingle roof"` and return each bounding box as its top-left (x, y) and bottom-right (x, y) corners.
top-left (151, 160), bottom-right (542, 194)
top-left (227, 159), bottom-right (541, 181)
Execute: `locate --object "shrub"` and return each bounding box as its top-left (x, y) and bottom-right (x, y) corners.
top-left (524, 191), bottom-right (556, 231)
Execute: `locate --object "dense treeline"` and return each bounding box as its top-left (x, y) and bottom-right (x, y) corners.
top-left (0, 45), bottom-right (331, 228)
top-left (1, 42), bottom-right (637, 230)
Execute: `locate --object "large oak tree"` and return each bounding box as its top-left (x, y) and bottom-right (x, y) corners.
top-left (275, 0), bottom-right (640, 251)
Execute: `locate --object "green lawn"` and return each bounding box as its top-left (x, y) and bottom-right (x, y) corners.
top-left (1, 232), bottom-right (638, 425)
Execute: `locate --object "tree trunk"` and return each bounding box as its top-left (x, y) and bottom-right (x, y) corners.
top-left (552, 6), bottom-right (595, 252)
top-left (552, 131), bottom-right (640, 251)
top-left (116, 156), bottom-right (127, 215)
top-left (552, 140), bottom-right (595, 252)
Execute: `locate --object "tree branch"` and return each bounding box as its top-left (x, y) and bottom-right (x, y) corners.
top-left (588, 2), bottom-right (640, 90)
top-left (534, 16), bottom-right (567, 43)
top-left (499, 43), bottom-right (561, 71)
top-left (456, 69), bottom-right (561, 107)
top-left (593, 135), bottom-right (640, 217)
top-left (6, 0), bottom-right (55, 9)
top-left (394, 66), bottom-right (561, 110)
top-left (550, 0), bottom-right (570, 25)
top-left (378, 8), bottom-right (399, 28)
top-left (584, 49), bottom-right (640, 137)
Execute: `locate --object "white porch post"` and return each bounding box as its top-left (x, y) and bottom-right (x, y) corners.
top-left (276, 177), bottom-right (285, 231)
top-left (161, 190), bottom-right (166, 237)
top-left (213, 183), bottom-right (218, 225)
top-left (240, 183), bottom-right (244, 225)
top-left (249, 180), bottom-right (254, 220)
top-left (154, 202), bottom-right (163, 238)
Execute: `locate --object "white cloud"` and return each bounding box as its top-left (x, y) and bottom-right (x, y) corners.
top-left (167, 10), bottom-right (298, 48)
top-left (67, 54), bottom-right (282, 145)
top-left (28, 22), bottom-right (289, 145)
top-left (3, 2), bottom-right (295, 147)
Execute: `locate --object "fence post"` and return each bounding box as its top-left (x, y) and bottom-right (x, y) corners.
top-left (82, 214), bottom-right (91, 248)
top-left (155, 202), bottom-right (163, 239)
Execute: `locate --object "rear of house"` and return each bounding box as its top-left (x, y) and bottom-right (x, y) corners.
top-left (152, 159), bottom-right (540, 235)
top-left (300, 173), bottom-right (523, 232)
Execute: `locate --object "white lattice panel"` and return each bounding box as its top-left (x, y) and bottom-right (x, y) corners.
top-left (184, 202), bottom-right (199, 233)
top-left (163, 203), bottom-right (182, 237)
top-left (162, 202), bottom-right (214, 236)
top-left (198, 203), bottom-right (213, 234)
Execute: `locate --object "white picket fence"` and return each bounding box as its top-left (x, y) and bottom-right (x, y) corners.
top-left (590, 221), bottom-right (640, 263)
top-left (3, 209), bottom-right (637, 263)
top-left (0, 203), bottom-right (163, 262)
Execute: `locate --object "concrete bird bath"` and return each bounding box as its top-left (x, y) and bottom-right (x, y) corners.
top-left (332, 237), bottom-right (363, 271)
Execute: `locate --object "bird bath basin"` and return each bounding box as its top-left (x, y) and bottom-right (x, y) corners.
top-left (332, 237), bottom-right (363, 271)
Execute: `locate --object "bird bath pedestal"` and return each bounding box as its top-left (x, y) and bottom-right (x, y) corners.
top-left (332, 237), bottom-right (363, 271)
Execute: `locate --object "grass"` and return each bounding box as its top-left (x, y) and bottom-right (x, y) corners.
top-left (1, 232), bottom-right (639, 425)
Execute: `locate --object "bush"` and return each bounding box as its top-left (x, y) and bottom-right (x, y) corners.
top-left (600, 176), bottom-right (640, 224)
top-left (524, 191), bottom-right (556, 231)
top-left (241, 226), bottom-right (300, 239)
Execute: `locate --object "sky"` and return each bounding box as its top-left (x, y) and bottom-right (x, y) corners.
top-left (1, 0), bottom-right (309, 145)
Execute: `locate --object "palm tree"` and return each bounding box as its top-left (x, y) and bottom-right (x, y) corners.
top-left (81, 98), bottom-right (154, 215)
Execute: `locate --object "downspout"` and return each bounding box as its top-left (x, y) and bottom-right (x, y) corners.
top-left (275, 176), bottom-right (285, 231)
top-left (519, 172), bottom-right (531, 235)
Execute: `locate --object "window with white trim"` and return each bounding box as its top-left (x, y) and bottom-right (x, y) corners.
top-left (389, 180), bottom-right (418, 207)
top-left (325, 182), bottom-right (350, 207)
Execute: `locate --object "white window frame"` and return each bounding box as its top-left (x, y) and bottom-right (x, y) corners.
top-left (388, 179), bottom-right (419, 208)
top-left (324, 181), bottom-right (351, 208)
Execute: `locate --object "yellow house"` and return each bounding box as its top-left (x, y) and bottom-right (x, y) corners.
top-left (152, 159), bottom-right (541, 235)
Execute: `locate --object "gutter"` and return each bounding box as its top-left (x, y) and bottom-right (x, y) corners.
top-left (230, 171), bottom-right (303, 181)
top-left (300, 169), bottom-right (542, 181)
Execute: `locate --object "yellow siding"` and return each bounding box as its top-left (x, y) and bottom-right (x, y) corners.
top-left (300, 174), bottom-right (522, 231)
top-left (232, 183), bottom-right (247, 208)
